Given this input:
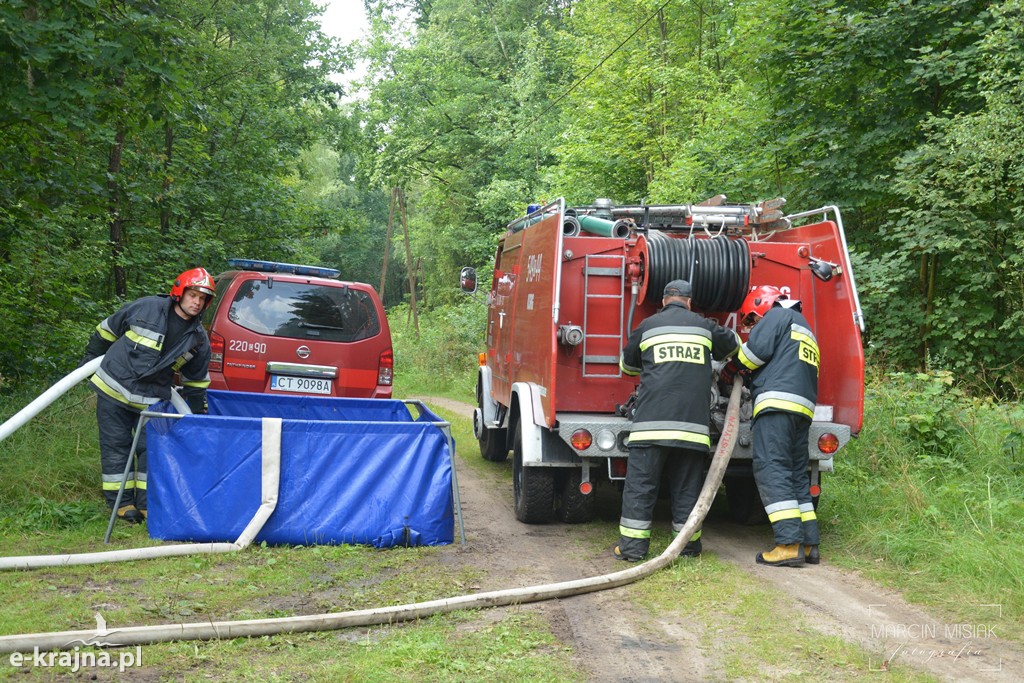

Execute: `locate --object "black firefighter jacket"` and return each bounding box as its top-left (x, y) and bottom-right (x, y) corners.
top-left (619, 301), bottom-right (740, 452)
top-left (83, 294), bottom-right (211, 411)
top-left (737, 303), bottom-right (819, 420)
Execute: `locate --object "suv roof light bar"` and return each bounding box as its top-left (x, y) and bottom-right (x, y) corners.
top-left (227, 258), bottom-right (340, 279)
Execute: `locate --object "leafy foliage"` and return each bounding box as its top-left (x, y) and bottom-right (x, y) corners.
top-left (1, 0), bottom-right (1021, 395)
top-left (0, 0), bottom-right (349, 381)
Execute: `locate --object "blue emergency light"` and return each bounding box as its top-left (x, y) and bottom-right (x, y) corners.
top-left (227, 258), bottom-right (340, 279)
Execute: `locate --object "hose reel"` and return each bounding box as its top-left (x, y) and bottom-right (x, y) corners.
top-left (636, 231), bottom-right (750, 312)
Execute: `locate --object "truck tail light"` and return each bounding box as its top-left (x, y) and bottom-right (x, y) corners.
top-left (570, 429), bottom-right (592, 450)
top-left (817, 432), bottom-right (839, 455)
top-left (209, 331), bottom-right (225, 373)
top-left (378, 349), bottom-right (394, 386)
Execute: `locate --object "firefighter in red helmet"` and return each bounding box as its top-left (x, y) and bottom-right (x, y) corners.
top-left (723, 284), bottom-right (821, 566)
top-left (80, 267), bottom-right (215, 523)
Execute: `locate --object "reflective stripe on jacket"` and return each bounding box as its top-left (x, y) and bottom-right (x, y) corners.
top-left (620, 302), bottom-right (740, 451)
top-left (737, 305), bottom-right (818, 419)
top-left (86, 295), bottom-right (211, 410)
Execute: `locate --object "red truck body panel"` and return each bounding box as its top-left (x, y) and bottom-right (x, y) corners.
top-left (470, 199), bottom-right (865, 525)
top-left (479, 199), bottom-right (864, 448)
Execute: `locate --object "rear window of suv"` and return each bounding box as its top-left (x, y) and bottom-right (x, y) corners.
top-left (226, 279), bottom-right (381, 343)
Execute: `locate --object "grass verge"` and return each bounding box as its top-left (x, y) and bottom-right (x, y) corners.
top-left (823, 371), bottom-right (1024, 642)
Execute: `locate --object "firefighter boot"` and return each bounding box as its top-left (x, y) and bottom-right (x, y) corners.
top-left (756, 543), bottom-right (805, 567)
top-left (613, 546), bottom-right (645, 562)
top-left (679, 539), bottom-right (702, 558)
top-left (804, 545), bottom-right (820, 565)
top-left (116, 505), bottom-right (144, 524)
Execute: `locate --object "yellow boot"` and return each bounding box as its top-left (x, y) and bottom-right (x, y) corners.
top-left (756, 543), bottom-right (805, 567)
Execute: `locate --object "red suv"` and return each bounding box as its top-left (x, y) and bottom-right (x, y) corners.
top-left (203, 259), bottom-right (393, 398)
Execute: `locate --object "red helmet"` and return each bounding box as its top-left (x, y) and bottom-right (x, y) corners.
top-left (740, 285), bottom-right (786, 320)
top-left (170, 267), bottom-right (215, 309)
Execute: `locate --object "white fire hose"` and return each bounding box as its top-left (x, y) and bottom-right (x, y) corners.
top-left (0, 356), bottom-right (281, 572)
top-left (0, 357), bottom-right (104, 443)
top-left (0, 376), bottom-right (744, 654)
top-left (0, 417), bottom-right (281, 571)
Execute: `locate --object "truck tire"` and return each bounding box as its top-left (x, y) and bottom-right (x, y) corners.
top-left (512, 426), bottom-right (554, 524)
top-left (724, 475), bottom-right (768, 526)
top-left (475, 409), bottom-right (509, 462)
top-left (555, 469), bottom-right (595, 524)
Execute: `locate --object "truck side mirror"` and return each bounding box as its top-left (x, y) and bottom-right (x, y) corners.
top-left (460, 266), bottom-right (478, 294)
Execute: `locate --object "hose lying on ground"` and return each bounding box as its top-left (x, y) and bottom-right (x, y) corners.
top-left (0, 376), bottom-right (744, 654)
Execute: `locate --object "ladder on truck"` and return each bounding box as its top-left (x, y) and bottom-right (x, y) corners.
top-left (581, 253), bottom-right (626, 378)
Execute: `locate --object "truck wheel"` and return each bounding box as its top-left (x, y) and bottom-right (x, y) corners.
top-left (475, 408), bottom-right (509, 462)
top-left (724, 475), bottom-right (768, 526)
top-left (555, 469), bottom-right (595, 524)
top-left (512, 426), bottom-right (554, 524)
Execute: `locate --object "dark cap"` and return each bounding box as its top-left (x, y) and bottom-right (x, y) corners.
top-left (663, 279), bottom-right (692, 298)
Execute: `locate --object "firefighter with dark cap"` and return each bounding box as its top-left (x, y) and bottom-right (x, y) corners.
top-left (614, 279), bottom-right (740, 562)
top-left (721, 285), bottom-right (820, 566)
top-left (81, 267), bottom-right (215, 523)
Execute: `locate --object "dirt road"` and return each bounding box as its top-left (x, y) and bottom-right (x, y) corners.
top-left (420, 397), bottom-right (1024, 683)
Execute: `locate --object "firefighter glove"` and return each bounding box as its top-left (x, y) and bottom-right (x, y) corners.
top-left (718, 359), bottom-right (746, 390)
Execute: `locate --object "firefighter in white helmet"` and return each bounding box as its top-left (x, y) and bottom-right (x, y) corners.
top-left (81, 267), bottom-right (215, 523)
top-left (722, 284), bottom-right (821, 566)
top-left (614, 280), bottom-right (740, 562)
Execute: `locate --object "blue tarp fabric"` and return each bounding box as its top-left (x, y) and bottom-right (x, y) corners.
top-left (146, 390), bottom-right (454, 548)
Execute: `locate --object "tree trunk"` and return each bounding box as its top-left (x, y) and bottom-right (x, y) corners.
top-left (379, 188), bottom-right (397, 302)
top-left (398, 189), bottom-right (419, 338)
top-left (107, 125), bottom-right (127, 298)
top-left (160, 121), bottom-right (174, 236)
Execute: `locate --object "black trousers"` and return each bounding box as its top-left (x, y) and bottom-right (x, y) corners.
top-left (618, 444), bottom-right (705, 558)
top-left (96, 396), bottom-right (147, 509)
top-left (752, 411), bottom-right (819, 546)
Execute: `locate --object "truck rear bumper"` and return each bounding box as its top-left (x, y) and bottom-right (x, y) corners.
top-left (549, 413), bottom-right (846, 472)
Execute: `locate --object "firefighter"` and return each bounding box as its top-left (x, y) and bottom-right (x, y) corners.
top-left (722, 285), bottom-right (820, 567)
top-left (614, 280), bottom-right (741, 562)
top-left (81, 267), bottom-right (215, 523)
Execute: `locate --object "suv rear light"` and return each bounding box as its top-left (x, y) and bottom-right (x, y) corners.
top-left (209, 330), bottom-right (225, 373)
top-left (377, 348), bottom-right (394, 386)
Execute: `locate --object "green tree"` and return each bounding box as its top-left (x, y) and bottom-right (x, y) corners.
top-left (0, 0), bottom-right (348, 382)
top-left (876, 0), bottom-right (1024, 388)
top-left (360, 0), bottom-right (570, 306)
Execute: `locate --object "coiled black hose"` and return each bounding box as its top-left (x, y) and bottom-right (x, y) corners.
top-left (645, 232), bottom-right (750, 312)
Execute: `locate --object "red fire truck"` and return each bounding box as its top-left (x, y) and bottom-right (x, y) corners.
top-left (461, 197), bottom-right (865, 524)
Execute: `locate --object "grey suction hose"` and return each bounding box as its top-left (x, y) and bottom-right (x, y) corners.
top-left (0, 377), bottom-right (744, 654)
